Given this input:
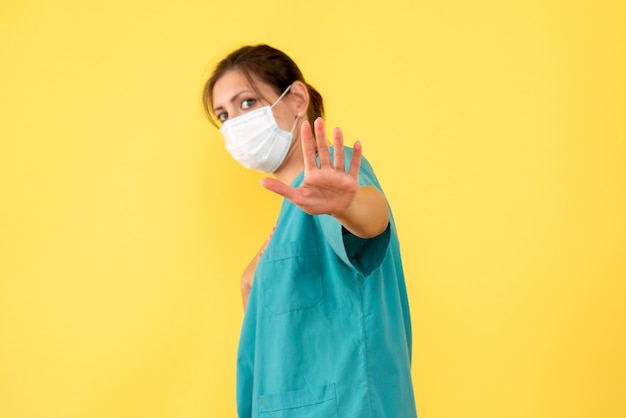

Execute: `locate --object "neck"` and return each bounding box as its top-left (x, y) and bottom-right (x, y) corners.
top-left (272, 138), bottom-right (305, 185)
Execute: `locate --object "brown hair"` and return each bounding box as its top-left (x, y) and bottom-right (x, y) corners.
top-left (202, 44), bottom-right (324, 127)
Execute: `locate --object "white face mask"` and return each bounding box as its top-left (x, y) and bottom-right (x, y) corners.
top-left (219, 85), bottom-right (299, 173)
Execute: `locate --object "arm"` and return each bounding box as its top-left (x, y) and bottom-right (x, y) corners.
top-left (332, 185), bottom-right (389, 239)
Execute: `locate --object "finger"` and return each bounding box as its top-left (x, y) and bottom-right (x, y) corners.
top-left (333, 127), bottom-right (346, 173)
top-left (314, 117), bottom-right (331, 168)
top-left (347, 140), bottom-right (363, 180)
top-left (300, 120), bottom-right (317, 172)
top-left (260, 177), bottom-right (295, 200)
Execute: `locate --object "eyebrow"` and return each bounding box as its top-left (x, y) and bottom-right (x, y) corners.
top-left (213, 90), bottom-right (255, 114)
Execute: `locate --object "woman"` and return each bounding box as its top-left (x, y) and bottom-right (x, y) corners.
top-left (203, 44), bottom-right (417, 418)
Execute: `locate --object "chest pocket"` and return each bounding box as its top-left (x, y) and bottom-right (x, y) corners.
top-left (258, 384), bottom-right (337, 417)
top-left (259, 241), bottom-right (324, 314)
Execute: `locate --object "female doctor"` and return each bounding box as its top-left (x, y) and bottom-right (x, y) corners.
top-left (203, 44), bottom-right (417, 418)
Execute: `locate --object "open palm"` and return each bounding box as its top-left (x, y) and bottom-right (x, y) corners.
top-left (261, 118), bottom-right (362, 216)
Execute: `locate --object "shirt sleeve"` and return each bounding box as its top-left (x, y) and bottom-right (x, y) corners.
top-left (316, 148), bottom-right (391, 277)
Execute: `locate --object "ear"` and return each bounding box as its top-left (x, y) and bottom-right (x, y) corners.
top-left (287, 81), bottom-right (310, 115)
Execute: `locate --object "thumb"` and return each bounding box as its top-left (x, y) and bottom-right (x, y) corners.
top-left (260, 177), bottom-right (293, 199)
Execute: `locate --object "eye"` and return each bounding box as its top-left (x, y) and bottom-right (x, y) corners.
top-left (217, 112), bottom-right (228, 123)
top-left (241, 98), bottom-right (256, 110)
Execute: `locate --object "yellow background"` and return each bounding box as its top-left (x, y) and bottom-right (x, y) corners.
top-left (1, 0), bottom-right (625, 417)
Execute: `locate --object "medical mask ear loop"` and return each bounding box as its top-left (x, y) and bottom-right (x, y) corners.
top-left (269, 83), bottom-right (302, 135)
top-left (289, 112), bottom-right (302, 134)
top-left (270, 84), bottom-right (293, 109)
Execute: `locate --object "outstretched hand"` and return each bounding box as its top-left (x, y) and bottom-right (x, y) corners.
top-left (260, 117), bottom-right (362, 216)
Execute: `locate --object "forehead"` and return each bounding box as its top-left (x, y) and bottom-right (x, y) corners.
top-left (212, 70), bottom-right (272, 107)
